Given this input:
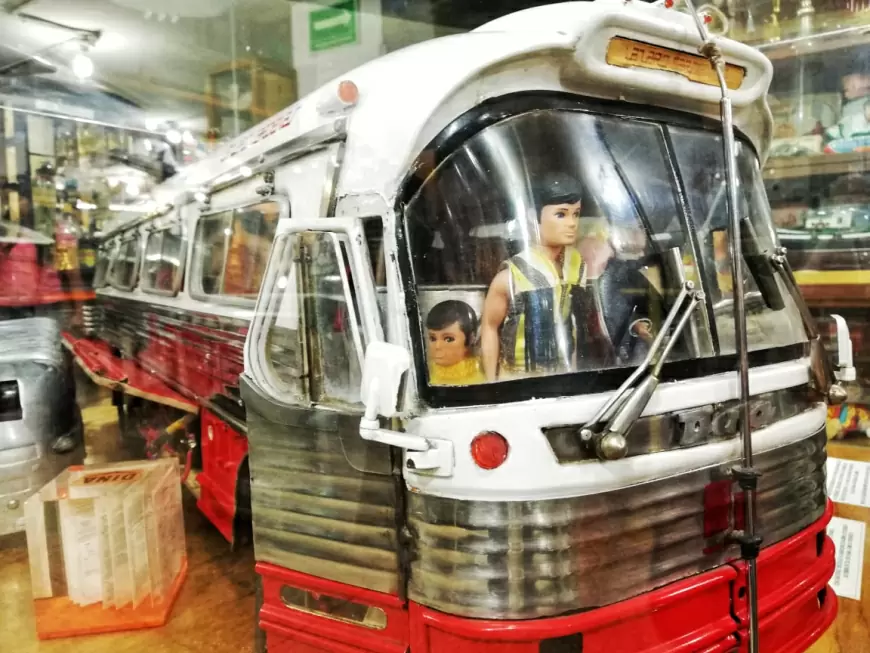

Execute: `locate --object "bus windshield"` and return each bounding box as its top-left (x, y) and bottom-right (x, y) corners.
top-left (404, 108), bottom-right (808, 388)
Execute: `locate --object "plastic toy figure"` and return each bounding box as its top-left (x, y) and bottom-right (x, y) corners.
top-left (481, 173), bottom-right (609, 380)
top-left (596, 224), bottom-right (664, 363)
top-left (426, 300), bottom-right (484, 386)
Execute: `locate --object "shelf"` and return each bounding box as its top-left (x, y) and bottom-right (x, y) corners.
top-left (764, 151), bottom-right (870, 180)
top-left (734, 14), bottom-right (870, 58)
top-left (760, 24), bottom-right (870, 60)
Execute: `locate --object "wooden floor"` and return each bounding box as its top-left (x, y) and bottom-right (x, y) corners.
top-left (0, 375), bottom-right (255, 653)
top-left (807, 438), bottom-right (870, 653)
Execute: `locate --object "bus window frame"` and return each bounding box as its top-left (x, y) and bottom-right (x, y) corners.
top-left (108, 230), bottom-right (143, 292)
top-left (189, 195), bottom-right (289, 308)
top-left (395, 92), bottom-right (807, 409)
top-left (93, 238), bottom-right (118, 289)
top-left (140, 212), bottom-right (188, 298)
top-left (246, 217), bottom-right (384, 408)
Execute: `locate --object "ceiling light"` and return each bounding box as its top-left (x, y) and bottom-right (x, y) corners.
top-left (166, 129), bottom-right (182, 145)
top-left (72, 52), bottom-right (94, 80)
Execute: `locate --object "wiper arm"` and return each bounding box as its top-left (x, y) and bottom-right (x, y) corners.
top-left (580, 281), bottom-right (704, 460)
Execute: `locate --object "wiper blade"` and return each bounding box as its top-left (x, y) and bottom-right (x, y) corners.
top-left (580, 281), bottom-right (704, 460)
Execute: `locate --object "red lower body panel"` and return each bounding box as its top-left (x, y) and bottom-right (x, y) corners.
top-left (733, 502), bottom-right (837, 652)
top-left (257, 502), bottom-right (837, 653)
top-left (198, 410), bottom-right (248, 543)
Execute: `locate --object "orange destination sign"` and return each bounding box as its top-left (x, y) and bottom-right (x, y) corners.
top-left (606, 37), bottom-right (746, 91)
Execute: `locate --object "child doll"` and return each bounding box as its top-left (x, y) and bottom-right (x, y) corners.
top-left (426, 300), bottom-right (485, 386)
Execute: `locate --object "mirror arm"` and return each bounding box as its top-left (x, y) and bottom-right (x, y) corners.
top-left (360, 381), bottom-right (430, 451)
top-left (771, 248), bottom-right (848, 405)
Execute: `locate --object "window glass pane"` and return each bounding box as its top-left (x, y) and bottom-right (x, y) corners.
top-left (405, 110), bottom-right (807, 388)
top-left (142, 225), bottom-right (185, 294)
top-left (195, 203), bottom-right (280, 300)
top-left (93, 242), bottom-right (114, 288)
top-left (669, 128), bottom-right (807, 353)
top-left (142, 230), bottom-right (164, 289)
top-left (306, 233), bottom-right (364, 406)
top-left (194, 214), bottom-right (229, 296)
top-left (110, 235), bottom-right (140, 289)
top-left (263, 235), bottom-right (306, 400)
top-left (223, 203), bottom-right (280, 297)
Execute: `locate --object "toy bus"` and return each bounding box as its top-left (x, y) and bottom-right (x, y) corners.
top-left (81, 1), bottom-right (854, 651)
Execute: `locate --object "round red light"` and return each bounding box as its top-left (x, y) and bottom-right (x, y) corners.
top-left (337, 80), bottom-right (359, 105)
top-left (470, 432), bottom-right (509, 470)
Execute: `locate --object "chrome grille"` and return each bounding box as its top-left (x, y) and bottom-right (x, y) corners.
top-left (408, 427), bottom-right (827, 619)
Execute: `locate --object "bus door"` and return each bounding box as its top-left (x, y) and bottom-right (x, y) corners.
top-left (241, 217), bottom-right (410, 652)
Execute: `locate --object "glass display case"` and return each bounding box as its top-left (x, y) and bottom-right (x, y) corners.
top-left (727, 1), bottom-right (870, 438)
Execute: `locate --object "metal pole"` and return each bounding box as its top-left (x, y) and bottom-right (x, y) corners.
top-left (680, 2), bottom-right (760, 650)
top-left (722, 95), bottom-right (760, 653)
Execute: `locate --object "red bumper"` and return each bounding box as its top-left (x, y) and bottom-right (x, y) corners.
top-left (257, 502), bottom-right (837, 653)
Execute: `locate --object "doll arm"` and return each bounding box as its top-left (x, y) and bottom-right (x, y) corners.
top-left (481, 269), bottom-right (510, 382)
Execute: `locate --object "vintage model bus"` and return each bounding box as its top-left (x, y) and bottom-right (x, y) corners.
top-left (80, 0), bottom-right (855, 650)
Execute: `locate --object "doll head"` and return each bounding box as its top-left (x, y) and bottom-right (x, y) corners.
top-left (531, 173), bottom-right (583, 248)
top-left (426, 300), bottom-right (479, 368)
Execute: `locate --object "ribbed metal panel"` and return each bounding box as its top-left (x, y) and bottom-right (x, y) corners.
top-left (97, 296), bottom-right (247, 402)
top-left (242, 378), bottom-right (401, 595)
top-left (408, 428), bottom-right (827, 619)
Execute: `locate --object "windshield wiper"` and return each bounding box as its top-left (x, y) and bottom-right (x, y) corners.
top-left (580, 281), bottom-right (704, 460)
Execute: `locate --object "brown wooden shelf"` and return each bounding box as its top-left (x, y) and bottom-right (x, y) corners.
top-left (764, 152), bottom-right (870, 181)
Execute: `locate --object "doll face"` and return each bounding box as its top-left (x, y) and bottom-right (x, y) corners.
top-left (428, 322), bottom-right (469, 367)
top-left (539, 202), bottom-right (581, 247)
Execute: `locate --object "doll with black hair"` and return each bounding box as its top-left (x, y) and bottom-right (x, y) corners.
top-left (426, 300), bottom-right (484, 386)
top-left (480, 173), bottom-right (616, 380)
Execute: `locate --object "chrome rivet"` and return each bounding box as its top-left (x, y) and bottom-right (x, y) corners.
top-left (7, 499), bottom-right (19, 511)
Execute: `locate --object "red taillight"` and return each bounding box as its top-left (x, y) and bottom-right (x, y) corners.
top-left (470, 431), bottom-right (509, 470)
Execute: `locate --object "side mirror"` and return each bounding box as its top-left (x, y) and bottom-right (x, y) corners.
top-left (360, 341), bottom-right (411, 421)
top-left (830, 314), bottom-right (856, 383)
top-left (358, 341), bottom-right (434, 453)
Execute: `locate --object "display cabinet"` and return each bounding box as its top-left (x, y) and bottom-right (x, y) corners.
top-left (205, 58), bottom-right (297, 140)
top-left (728, 2), bottom-right (870, 437)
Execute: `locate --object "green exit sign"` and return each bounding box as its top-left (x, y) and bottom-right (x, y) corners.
top-left (309, 0), bottom-right (358, 52)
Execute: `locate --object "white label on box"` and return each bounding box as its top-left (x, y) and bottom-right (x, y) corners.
top-left (826, 457), bottom-right (870, 507)
top-left (827, 516), bottom-right (866, 601)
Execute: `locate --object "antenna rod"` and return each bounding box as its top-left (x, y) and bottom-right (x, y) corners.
top-left (680, 3), bottom-right (761, 651)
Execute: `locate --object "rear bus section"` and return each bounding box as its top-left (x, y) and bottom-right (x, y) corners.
top-left (235, 1), bottom-right (843, 651)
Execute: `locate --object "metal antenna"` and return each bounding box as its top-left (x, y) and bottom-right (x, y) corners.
top-left (679, 3), bottom-right (761, 651)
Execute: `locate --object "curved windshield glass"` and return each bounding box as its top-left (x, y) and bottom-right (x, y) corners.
top-left (405, 109), bottom-right (808, 387)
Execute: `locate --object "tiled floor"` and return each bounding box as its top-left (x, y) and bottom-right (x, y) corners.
top-left (0, 374), bottom-right (256, 653)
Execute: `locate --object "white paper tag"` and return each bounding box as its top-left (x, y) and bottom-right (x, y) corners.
top-left (827, 516), bottom-right (866, 601)
top-left (826, 457), bottom-right (870, 507)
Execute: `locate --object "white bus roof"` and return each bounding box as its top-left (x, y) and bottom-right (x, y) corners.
top-left (110, 0), bottom-right (773, 234)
